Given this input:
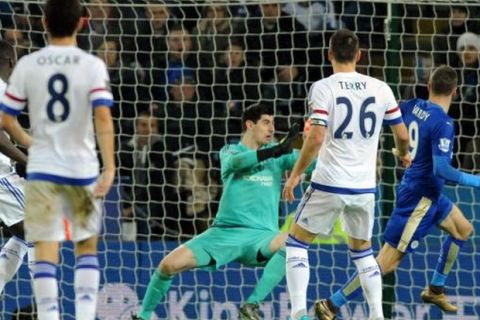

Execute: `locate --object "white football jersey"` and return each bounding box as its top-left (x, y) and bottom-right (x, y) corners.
top-left (0, 79), bottom-right (15, 177)
top-left (309, 71), bottom-right (402, 193)
top-left (0, 45), bottom-right (113, 185)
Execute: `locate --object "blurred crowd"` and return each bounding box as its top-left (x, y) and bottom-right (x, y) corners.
top-left (0, 1), bottom-right (479, 240)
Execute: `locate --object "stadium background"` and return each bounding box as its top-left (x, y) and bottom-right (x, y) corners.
top-left (0, 0), bottom-right (479, 319)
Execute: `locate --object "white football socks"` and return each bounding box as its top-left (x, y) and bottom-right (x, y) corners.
top-left (75, 255), bottom-right (100, 320)
top-left (351, 248), bottom-right (383, 320)
top-left (0, 236), bottom-right (28, 293)
top-left (33, 261), bottom-right (59, 320)
top-left (286, 235), bottom-right (310, 320)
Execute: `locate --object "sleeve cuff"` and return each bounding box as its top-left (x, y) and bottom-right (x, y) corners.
top-left (0, 103), bottom-right (22, 116)
top-left (92, 98), bottom-right (113, 108)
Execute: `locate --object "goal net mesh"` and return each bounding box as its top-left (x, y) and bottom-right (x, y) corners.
top-left (0, 0), bottom-right (479, 319)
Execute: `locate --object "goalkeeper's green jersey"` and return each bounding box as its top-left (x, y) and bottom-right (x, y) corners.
top-left (213, 142), bottom-right (310, 232)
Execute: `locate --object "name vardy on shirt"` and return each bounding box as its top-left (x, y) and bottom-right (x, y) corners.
top-left (412, 105), bottom-right (431, 121)
top-left (338, 81), bottom-right (367, 90)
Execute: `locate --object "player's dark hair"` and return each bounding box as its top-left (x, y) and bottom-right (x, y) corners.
top-left (330, 29), bottom-right (359, 63)
top-left (45, 0), bottom-right (82, 37)
top-left (242, 104), bottom-right (274, 132)
top-left (430, 65), bottom-right (458, 96)
top-left (0, 40), bottom-right (14, 69)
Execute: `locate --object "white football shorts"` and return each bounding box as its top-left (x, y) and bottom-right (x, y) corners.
top-left (0, 174), bottom-right (25, 227)
top-left (24, 181), bottom-right (102, 242)
top-left (294, 186), bottom-right (375, 241)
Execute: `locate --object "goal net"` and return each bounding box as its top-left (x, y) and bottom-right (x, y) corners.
top-left (0, 0), bottom-right (479, 319)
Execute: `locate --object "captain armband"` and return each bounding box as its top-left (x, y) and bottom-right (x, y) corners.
top-left (310, 118), bottom-right (327, 127)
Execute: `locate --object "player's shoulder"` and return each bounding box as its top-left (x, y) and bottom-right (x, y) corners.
top-left (14, 50), bottom-right (40, 68)
top-left (220, 143), bottom-right (242, 154)
top-left (311, 77), bottom-right (331, 90)
top-left (362, 74), bottom-right (392, 91)
top-left (78, 49), bottom-right (107, 68)
top-left (399, 98), bottom-right (423, 112)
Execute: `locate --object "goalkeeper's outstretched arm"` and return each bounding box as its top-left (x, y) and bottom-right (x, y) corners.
top-left (222, 123), bottom-right (300, 173)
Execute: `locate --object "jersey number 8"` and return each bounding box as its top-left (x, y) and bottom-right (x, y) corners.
top-left (46, 73), bottom-right (70, 122)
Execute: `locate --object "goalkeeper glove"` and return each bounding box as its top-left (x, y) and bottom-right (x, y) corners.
top-left (257, 122), bottom-right (300, 161)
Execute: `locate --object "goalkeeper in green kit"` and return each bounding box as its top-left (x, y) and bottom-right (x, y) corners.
top-left (132, 104), bottom-right (314, 320)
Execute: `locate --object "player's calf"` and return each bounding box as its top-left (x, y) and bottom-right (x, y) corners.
top-left (421, 285), bottom-right (457, 313)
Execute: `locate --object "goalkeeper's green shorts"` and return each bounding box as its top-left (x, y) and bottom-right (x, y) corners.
top-left (184, 226), bottom-right (279, 271)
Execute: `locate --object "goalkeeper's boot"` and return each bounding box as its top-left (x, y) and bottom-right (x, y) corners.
top-left (239, 302), bottom-right (260, 320)
top-left (421, 286), bottom-right (457, 312)
top-left (314, 299), bottom-right (337, 320)
top-left (130, 315), bottom-right (143, 320)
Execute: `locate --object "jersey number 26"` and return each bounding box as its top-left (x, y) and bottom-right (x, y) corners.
top-left (334, 96), bottom-right (376, 139)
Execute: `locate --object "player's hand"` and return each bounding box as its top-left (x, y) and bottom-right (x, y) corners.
top-left (283, 174), bottom-right (300, 203)
top-left (94, 169), bottom-right (115, 197)
top-left (277, 66), bottom-right (299, 82)
top-left (279, 122), bottom-right (301, 154)
top-left (392, 148), bottom-right (412, 168)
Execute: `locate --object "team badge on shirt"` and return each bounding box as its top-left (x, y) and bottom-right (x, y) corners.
top-left (438, 138), bottom-right (451, 153)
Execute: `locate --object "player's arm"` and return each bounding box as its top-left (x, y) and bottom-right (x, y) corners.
top-left (94, 106), bottom-right (115, 197)
top-left (390, 122), bottom-right (411, 167)
top-left (433, 156), bottom-right (480, 187)
top-left (282, 150), bottom-right (317, 175)
top-left (280, 120), bottom-right (317, 174)
top-left (283, 123), bottom-right (325, 202)
top-left (0, 129), bottom-right (27, 165)
top-left (222, 123), bottom-right (300, 173)
top-left (0, 114), bottom-right (32, 149)
top-left (431, 120), bottom-right (480, 187)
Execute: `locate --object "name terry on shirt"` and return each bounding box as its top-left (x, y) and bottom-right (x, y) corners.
top-left (338, 81), bottom-right (366, 90)
top-left (412, 105), bottom-right (431, 121)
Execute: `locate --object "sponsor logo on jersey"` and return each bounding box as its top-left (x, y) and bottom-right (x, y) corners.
top-left (243, 174), bottom-right (273, 186)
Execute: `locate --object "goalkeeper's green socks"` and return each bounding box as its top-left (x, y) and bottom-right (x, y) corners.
top-left (247, 248), bottom-right (286, 304)
top-left (139, 269), bottom-right (173, 319)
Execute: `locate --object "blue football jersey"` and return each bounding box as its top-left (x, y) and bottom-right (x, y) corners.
top-left (400, 98), bottom-right (455, 198)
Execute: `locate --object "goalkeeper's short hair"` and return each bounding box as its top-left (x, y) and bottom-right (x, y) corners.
top-left (241, 104), bottom-right (274, 132)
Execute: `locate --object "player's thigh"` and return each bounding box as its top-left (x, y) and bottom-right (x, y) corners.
top-left (0, 175), bottom-right (25, 228)
top-left (342, 193), bottom-right (375, 242)
top-left (159, 244), bottom-right (198, 275)
top-left (239, 229), bottom-right (281, 265)
top-left (295, 187), bottom-right (343, 237)
top-left (184, 227), bottom-right (245, 271)
top-left (74, 235), bottom-right (98, 256)
top-left (384, 189), bottom-right (442, 253)
top-left (62, 184), bottom-right (102, 242)
top-left (268, 232), bottom-right (288, 253)
top-left (24, 181), bottom-right (65, 242)
top-left (438, 203), bottom-right (473, 240)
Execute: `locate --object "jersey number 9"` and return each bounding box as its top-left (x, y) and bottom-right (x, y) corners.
top-left (408, 120), bottom-right (419, 159)
top-left (46, 73), bottom-right (70, 122)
